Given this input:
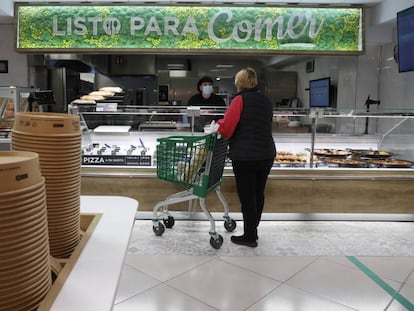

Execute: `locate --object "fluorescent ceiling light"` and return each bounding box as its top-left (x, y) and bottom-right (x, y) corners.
top-left (216, 64), bottom-right (234, 68)
top-left (169, 70), bottom-right (187, 77)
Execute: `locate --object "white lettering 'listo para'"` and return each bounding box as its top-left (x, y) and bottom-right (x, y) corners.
top-left (164, 17), bottom-right (180, 35)
top-left (53, 16), bottom-right (121, 36)
top-left (130, 17), bottom-right (145, 35)
top-left (144, 17), bottom-right (162, 35)
top-left (103, 18), bottom-right (121, 35)
top-left (181, 17), bottom-right (199, 36)
top-left (52, 9), bottom-right (325, 42)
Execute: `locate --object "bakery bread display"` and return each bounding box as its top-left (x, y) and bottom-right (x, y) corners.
top-left (313, 148), bottom-right (352, 157)
top-left (274, 151), bottom-right (316, 166)
top-left (81, 94), bottom-right (106, 101)
top-left (70, 86), bottom-right (124, 105)
top-left (71, 98), bottom-right (96, 104)
top-left (99, 86), bottom-right (123, 93)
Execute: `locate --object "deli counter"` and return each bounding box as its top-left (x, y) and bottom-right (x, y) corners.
top-left (75, 105), bottom-right (414, 217)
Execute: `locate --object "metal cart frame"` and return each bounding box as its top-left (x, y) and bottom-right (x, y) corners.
top-left (151, 133), bottom-right (236, 249)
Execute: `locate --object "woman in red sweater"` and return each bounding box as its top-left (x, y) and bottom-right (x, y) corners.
top-left (216, 68), bottom-right (276, 247)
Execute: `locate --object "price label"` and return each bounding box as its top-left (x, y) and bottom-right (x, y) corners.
top-left (82, 155), bottom-right (152, 166)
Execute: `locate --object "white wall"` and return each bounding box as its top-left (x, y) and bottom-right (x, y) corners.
top-left (0, 23), bottom-right (29, 87)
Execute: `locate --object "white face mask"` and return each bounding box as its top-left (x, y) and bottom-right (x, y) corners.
top-left (202, 85), bottom-right (213, 96)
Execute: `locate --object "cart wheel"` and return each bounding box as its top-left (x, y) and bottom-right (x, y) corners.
top-left (163, 216), bottom-right (175, 229)
top-left (224, 219), bottom-right (237, 232)
top-left (153, 223), bottom-right (165, 236)
top-left (209, 235), bottom-right (223, 249)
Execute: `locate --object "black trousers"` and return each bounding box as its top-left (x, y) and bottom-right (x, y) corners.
top-left (232, 158), bottom-right (274, 241)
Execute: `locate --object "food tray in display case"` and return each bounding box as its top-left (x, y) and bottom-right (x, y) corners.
top-left (322, 158), bottom-right (368, 168)
top-left (313, 148), bottom-right (352, 157)
top-left (366, 159), bottom-right (414, 168)
top-left (350, 149), bottom-right (394, 158)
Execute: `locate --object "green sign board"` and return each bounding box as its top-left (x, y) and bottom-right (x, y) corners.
top-left (16, 4), bottom-right (364, 54)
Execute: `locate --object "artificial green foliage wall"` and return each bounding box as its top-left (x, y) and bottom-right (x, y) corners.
top-left (16, 5), bottom-right (363, 53)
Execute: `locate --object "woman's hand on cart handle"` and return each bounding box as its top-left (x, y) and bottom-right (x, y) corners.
top-left (207, 120), bottom-right (220, 133)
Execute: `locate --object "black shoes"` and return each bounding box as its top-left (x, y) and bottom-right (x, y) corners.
top-left (231, 235), bottom-right (258, 248)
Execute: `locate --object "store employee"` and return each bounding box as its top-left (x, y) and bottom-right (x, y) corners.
top-left (187, 76), bottom-right (226, 107)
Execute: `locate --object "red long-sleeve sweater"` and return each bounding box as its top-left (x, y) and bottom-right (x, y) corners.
top-left (217, 95), bottom-right (243, 138)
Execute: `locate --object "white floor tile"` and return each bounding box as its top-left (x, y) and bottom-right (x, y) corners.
top-left (320, 256), bottom-right (358, 270)
top-left (357, 256), bottom-right (414, 283)
top-left (246, 284), bottom-right (357, 311)
top-left (386, 283), bottom-right (414, 311)
top-left (114, 265), bottom-right (161, 304)
top-left (113, 284), bottom-right (218, 311)
top-left (124, 254), bottom-right (212, 282)
top-left (166, 258), bottom-right (281, 311)
top-left (116, 220), bottom-right (414, 311)
top-left (218, 256), bottom-right (317, 282)
top-left (407, 271), bottom-right (414, 287)
top-left (286, 258), bottom-right (400, 311)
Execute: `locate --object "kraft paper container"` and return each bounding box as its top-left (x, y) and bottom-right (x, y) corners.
top-left (45, 182), bottom-right (81, 191)
top-left (10, 121), bottom-right (82, 259)
top-left (0, 151), bottom-right (42, 193)
top-left (0, 234), bottom-right (49, 269)
top-left (0, 183), bottom-right (45, 211)
top-left (0, 204), bottom-right (46, 230)
top-left (10, 133), bottom-right (82, 144)
top-left (46, 196), bottom-right (80, 207)
top-left (0, 200), bottom-right (45, 221)
top-left (1, 261), bottom-right (49, 295)
top-left (0, 221), bottom-right (47, 251)
top-left (1, 267), bottom-right (51, 311)
top-left (9, 147), bottom-right (81, 157)
top-left (0, 178), bottom-right (44, 200)
top-left (43, 171), bottom-right (80, 179)
top-left (0, 251), bottom-right (49, 282)
top-left (13, 112), bottom-right (80, 136)
top-left (0, 161), bottom-right (48, 307)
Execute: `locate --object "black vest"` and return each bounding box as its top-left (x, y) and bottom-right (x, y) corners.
top-left (228, 88), bottom-right (276, 160)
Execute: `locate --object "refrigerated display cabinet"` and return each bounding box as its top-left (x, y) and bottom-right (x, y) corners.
top-left (0, 86), bottom-right (34, 148)
top-left (74, 105), bottom-right (414, 217)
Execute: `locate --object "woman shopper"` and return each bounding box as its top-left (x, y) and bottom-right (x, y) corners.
top-left (214, 68), bottom-right (276, 247)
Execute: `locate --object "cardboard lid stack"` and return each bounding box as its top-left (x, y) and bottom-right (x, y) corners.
top-left (0, 151), bottom-right (51, 311)
top-left (11, 112), bottom-right (82, 258)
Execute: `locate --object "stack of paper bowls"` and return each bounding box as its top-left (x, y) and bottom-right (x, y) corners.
top-left (11, 112), bottom-right (82, 259)
top-left (0, 151), bottom-right (51, 311)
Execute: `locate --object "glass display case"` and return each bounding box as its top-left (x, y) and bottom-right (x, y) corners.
top-left (77, 106), bottom-right (414, 216)
top-left (73, 104), bottom-right (414, 170)
top-left (0, 86), bottom-right (34, 139)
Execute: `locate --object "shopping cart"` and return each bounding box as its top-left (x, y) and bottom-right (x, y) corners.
top-left (152, 132), bottom-right (236, 249)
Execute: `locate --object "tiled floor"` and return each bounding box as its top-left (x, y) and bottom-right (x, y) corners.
top-left (113, 217), bottom-right (414, 311)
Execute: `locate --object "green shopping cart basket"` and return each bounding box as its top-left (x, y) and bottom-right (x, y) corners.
top-left (151, 132), bottom-right (236, 249)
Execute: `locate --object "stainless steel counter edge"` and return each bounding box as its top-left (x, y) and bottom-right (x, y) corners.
top-left (81, 166), bottom-right (414, 180)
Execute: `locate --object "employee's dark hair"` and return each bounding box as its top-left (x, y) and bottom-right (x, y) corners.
top-left (197, 76), bottom-right (213, 92)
